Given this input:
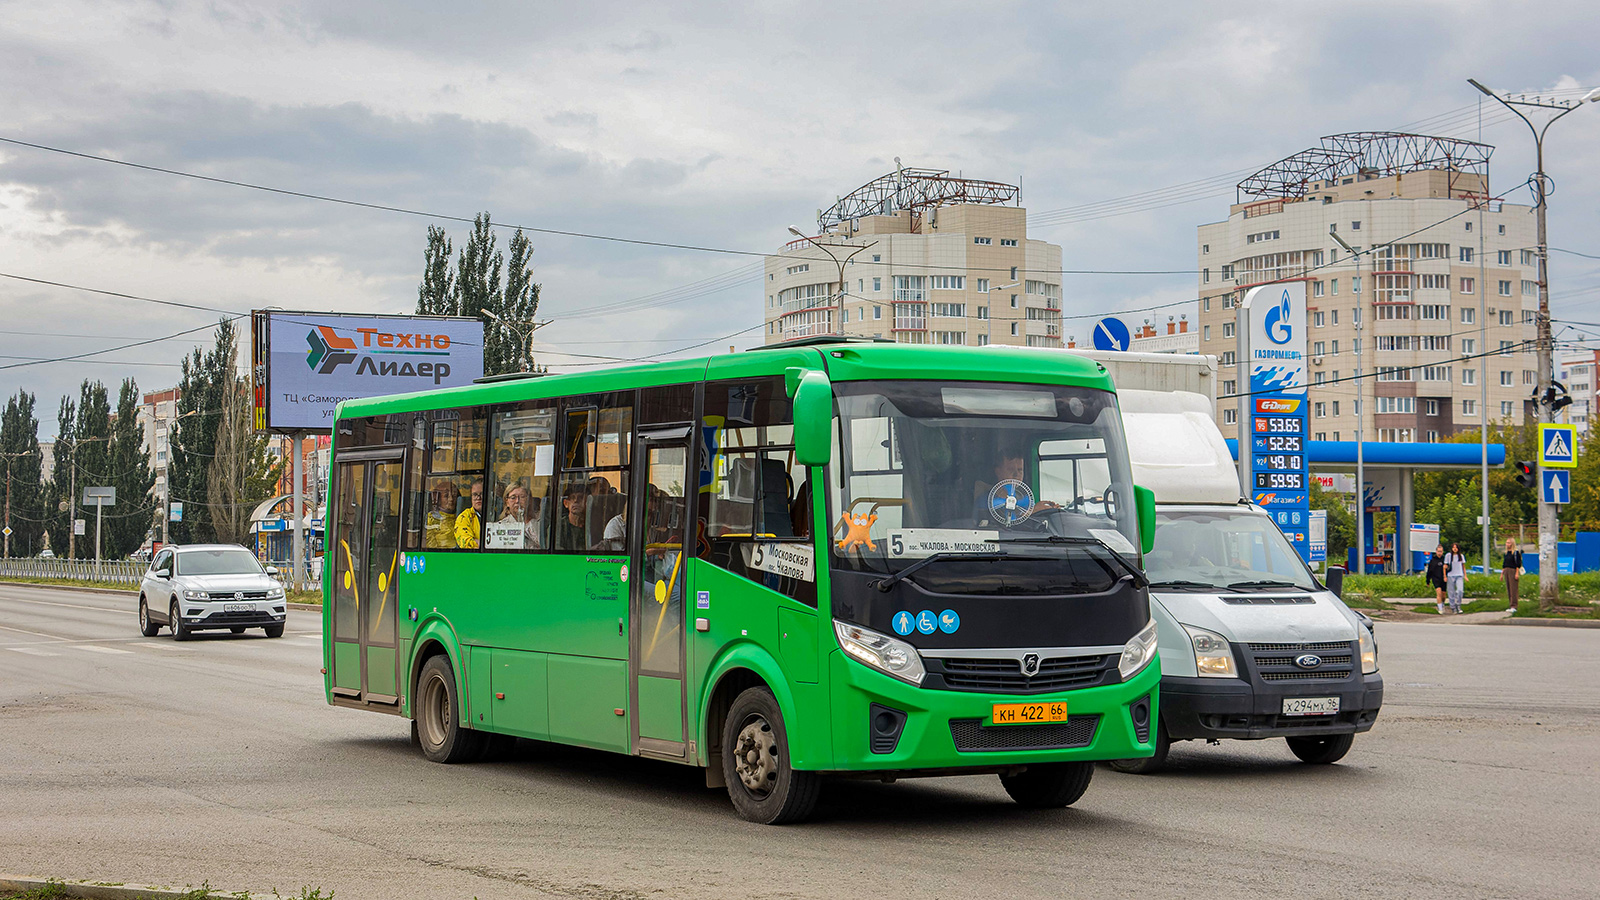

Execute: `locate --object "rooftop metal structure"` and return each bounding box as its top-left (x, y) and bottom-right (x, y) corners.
top-left (818, 166), bottom-right (1020, 232)
top-left (1236, 133), bottom-right (1493, 203)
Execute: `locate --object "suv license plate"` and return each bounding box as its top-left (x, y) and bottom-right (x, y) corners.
top-left (1282, 697), bottom-right (1339, 716)
top-left (992, 701), bottom-right (1068, 725)
top-left (225, 603), bottom-right (251, 613)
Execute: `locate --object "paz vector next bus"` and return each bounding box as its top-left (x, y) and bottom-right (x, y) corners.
top-left (322, 338), bottom-right (1161, 823)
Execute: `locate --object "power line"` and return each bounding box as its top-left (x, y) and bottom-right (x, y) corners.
top-left (0, 317), bottom-right (245, 372)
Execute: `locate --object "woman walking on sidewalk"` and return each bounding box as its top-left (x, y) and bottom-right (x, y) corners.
top-left (1502, 538), bottom-right (1524, 612)
top-left (1444, 542), bottom-right (1468, 613)
top-left (1426, 545), bottom-right (1448, 614)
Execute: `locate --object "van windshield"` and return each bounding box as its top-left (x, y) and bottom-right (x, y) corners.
top-left (828, 380), bottom-right (1138, 592)
top-left (1147, 509), bottom-right (1317, 592)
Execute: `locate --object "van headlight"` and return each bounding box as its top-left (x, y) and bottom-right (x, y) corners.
top-left (834, 620), bottom-right (925, 685)
top-left (1359, 624), bottom-right (1378, 674)
top-left (1118, 620), bottom-right (1159, 681)
top-left (1184, 625), bottom-right (1238, 678)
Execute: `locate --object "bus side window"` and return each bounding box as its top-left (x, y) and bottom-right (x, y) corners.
top-left (553, 393), bottom-right (633, 554)
top-left (487, 405), bottom-right (555, 551)
top-left (698, 377), bottom-right (815, 606)
top-left (425, 408), bottom-right (487, 550)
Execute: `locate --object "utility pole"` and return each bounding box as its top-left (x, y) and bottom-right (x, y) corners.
top-left (1470, 79), bottom-right (1600, 609)
top-left (787, 227), bottom-right (876, 336)
top-left (67, 436), bottom-right (77, 560)
top-left (1477, 159), bottom-right (1491, 575)
top-left (482, 309), bottom-right (552, 373)
top-left (1331, 230), bottom-right (1364, 573)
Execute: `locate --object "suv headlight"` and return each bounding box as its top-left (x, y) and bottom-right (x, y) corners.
top-left (1359, 624), bottom-right (1378, 674)
top-left (834, 620), bottom-right (925, 685)
top-left (182, 589), bottom-right (207, 600)
top-left (1184, 624), bottom-right (1237, 678)
top-left (1118, 619), bottom-right (1159, 681)
top-left (267, 587), bottom-right (285, 599)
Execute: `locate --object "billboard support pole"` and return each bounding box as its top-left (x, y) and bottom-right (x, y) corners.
top-left (292, 433), bottom-right (304, 592)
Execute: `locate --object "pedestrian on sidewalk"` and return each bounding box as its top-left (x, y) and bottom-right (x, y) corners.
top-left (1502, 538), bottom-right (1524, 613)
top-left (1444, 542), bottom-right (1468, 613)
top-left (1426, 545), bottom-right (1448, 614)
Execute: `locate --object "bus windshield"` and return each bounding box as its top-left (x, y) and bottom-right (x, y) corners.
top-left (1146, 509), bottom-right (1318, 592)
top-left (829, 380), bottom-right (1138, 586)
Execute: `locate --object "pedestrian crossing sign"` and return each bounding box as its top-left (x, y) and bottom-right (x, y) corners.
top-left (1539, 423), bottom-right (1577, 469)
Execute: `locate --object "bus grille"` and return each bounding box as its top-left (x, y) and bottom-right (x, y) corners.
top-left (931, 654), bottom-right (1115, 694)
top-left (949, 716), bottom-right (1100, 752)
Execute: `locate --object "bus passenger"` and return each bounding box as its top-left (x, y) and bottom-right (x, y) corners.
top-left (454, 479), bottom-right (484, 549)
top-left (495, 482), bottom-right (540, 549)
top-left (424, 482), bottom-right (457, 549)
top-left (554, 482), bottom-right (588, 551)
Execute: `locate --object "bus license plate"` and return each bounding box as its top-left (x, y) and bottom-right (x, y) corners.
top-left (1282, 697), bottom-right (1339, 716)
top-left (992, 701), bottom-right (1068, 725)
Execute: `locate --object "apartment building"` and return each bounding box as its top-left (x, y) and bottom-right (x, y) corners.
top-left (137, 388), bottom-right (180, 521)
top-left (763, 168), bottom-right (1064, 347)
top-left (1557, 348), bottom-right (1598, 441)
top-left (1197, 133), bottom-right (1537, 442)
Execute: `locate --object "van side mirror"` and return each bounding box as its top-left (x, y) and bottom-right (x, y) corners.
top-left (790, 369), bottom-right (833, 467)
top-left (1133, 484), bottom-right (1156, 555)
top-left (1324, 566), bottom-right (1345, 599)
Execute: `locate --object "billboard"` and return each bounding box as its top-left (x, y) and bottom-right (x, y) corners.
top-left (1241, 283), bottom-right (1310, 561)
top-left (252, 311), bottom-right (484, 434)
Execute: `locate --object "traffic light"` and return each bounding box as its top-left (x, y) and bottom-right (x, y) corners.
top-left (1514, 460), bottom-right (1537, 490)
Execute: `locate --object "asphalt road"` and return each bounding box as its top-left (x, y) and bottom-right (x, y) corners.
top-left (2, 583), bottom-right (1597, 900)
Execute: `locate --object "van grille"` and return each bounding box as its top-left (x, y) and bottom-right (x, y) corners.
top-left (1220, 595), bottom-right (1315, 605)
top-left (949, 716), bottom-right (1100, 752)
top-left (1245, 640), bottom-right (1357, 684)
top-left (1247, 641), bottom-right (1349, 653)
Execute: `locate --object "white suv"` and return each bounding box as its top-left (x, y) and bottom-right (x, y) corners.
top-left (138, 544), bottom-right (288, 640)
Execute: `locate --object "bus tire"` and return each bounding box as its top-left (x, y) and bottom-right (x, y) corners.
top-left (415, 654), bottom-right (486, 764)
top-left (1108, 721), bottom-right (1170, 775)
top-left (721, 686), bottom-right (819, 825)
top-left (1000, 761), bottom-right (1094, 808)
top-left (139, 597), bottom-right (160, 637)
top-left (1286, 732), bottom-right (1354, 765)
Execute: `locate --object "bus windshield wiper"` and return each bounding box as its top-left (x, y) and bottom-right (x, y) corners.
top-left (992, 535), bottom-right (1149, 589)
top-left (872, 551), bottom-right (1009, 592)
top-left (1226, 579), bottom-right (1306, 591)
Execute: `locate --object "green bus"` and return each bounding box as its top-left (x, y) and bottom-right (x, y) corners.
top-left (323, 338), bottom-right (1161, 823)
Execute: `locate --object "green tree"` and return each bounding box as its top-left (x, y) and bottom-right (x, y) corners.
top-left (1309, 480), bottom-right (1355, 564)
top-left (416, 225), bottom-right (455, 316)
top-left (106, 378), bottom-right (155, 557)
top-left (501, 227), bottom-right (541, 372)
top-left (43, 396), bottom-right (75, 555)
top-left (168, 319), bottom-right (237, 543)
top-left (208, 342), bottom-right (283, 545)
top-left (453, 212), bottom-right (507, 372)
top-left (1, 390), bottom-right (46, 557)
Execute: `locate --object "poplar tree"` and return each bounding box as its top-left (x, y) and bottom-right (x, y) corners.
top-left (107, 378), bottom-right (155, 556)
top-left (0, 390), bottom-right (45, 557)
top-left (44, 397), bottom-right (75, 555)
top-left (416, 225), bottom-right (455, 316)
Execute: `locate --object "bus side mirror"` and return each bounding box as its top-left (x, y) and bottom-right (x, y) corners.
top-left (791, 370), bottom-right (833, 466)
top-left (1134, 484), bottom-right (1156, 555)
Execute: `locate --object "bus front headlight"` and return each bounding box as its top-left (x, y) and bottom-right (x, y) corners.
top-left (1118, 620), bottom-right (1158, 681)
top-left (1184, 625), bottom-right (1237, 678)
top-left (1359, 625), bottom-right (1378, 674)
top-left (834, 620), bottom-right (926, 686)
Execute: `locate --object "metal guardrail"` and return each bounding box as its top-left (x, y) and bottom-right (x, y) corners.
top-left (0, 557), bottom-right (146, 585)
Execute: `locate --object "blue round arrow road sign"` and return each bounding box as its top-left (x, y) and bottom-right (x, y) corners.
top-left (1092, 317), bottom-right (1131, 351)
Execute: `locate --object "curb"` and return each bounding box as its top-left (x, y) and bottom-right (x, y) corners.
top-left (0, 874), bottom-right (230, 899)
top-left (1485, 616), bottom-right (1600, 628)
top-left (0, 580), bottom-right (322, 611)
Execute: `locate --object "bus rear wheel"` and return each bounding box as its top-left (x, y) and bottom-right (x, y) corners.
top-left (1286, 732), bottom-right (1354, 764)
top-left (416, 655), bottom-right (486, 763)
top-left (1000, 761), bottom-right (1094, 808)
top-left (721, 687), bottom-right (819, 824)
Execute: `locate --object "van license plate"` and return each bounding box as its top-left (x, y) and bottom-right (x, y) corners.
top-left (1282, 697), bottom-right (1339, 716)
top-left (225, 603), bottom-right (251, 613)
top-left (991, 701), bottom-right (1068, 725)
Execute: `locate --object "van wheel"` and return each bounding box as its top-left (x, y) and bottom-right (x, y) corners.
top-left (1287, 732), bottom-right (1354, 764)
top-left (1000, 762), bottom-right (1094, 808)
top-left (170, 602), bottom-right (191, 641)
top-left (139, 598), bottom-right (160, 637)
top-left (721, 687), bottom-right (820, 824)
top-left (415, 655), bottom-right (486, 763)
top-left (1108, 721), bottom-right (1171, 774)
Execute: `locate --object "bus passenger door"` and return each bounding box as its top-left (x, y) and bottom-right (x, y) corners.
top-left (630, 431), bottom-right (691, 757)
top-left (330, 453), bottom-right (404, 708)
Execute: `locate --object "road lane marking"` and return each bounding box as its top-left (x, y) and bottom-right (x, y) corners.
top-left (6, 646), bottom-right (59, 657)
top-left (0, 622), bottom-right (75, 640)
top-left (0, 594), bottom-right (134, 614)
top-left (75, 644), bottom-right (134, 655)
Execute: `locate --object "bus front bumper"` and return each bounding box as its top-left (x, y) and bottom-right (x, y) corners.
top-left (822, 650), bottom-right (1162, 772)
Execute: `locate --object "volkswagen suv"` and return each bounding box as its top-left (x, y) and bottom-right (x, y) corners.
top-left (138, 544), bottom-right (288, 639)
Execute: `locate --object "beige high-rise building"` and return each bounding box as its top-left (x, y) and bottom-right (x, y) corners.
top-left (763, 168), bottom-right (1063, 347)
top-left (1197, 133), bottom-right (1538, 443)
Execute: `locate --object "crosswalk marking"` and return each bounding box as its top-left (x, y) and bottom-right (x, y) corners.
top-left (75, 644), bottom-right (134, 655)
top-left (7, 646), bottom-right (59, 657)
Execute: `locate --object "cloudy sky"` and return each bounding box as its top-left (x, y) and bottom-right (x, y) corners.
top-left (2, 0), bottom-right (1598, 437)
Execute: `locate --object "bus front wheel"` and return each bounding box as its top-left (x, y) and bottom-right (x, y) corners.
top-left (416, 655), bottom-right (486, 764)
top-left (1108, 721), bottom-right (1171, 775)
top-left (1000, 762), bottom-right (1094, 808)
top-left (721, 687), bottom-right (820, 825)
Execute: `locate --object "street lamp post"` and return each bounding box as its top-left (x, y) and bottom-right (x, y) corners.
top-left (1331, 230), bottom-right (1364, 573)
top-left (482, 309), bottom-right (552, 374)
top-left (1469, 78), bottom-right (1600, 608)
top-left (984, 281), bottom-right (1020, 346)
top-left (788, 227), bottom-right (876, 337)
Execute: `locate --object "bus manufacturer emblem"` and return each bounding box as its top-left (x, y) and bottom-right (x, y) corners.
top-left (1020, 653), bottom-right (1041, 677)
top-left (1294, 654), bottom-right (1322, 669)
